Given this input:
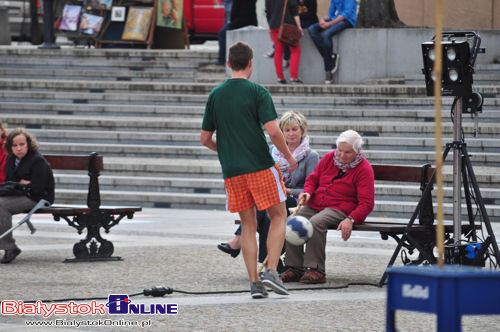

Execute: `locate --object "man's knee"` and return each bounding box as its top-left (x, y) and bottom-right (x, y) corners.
top-left (309, 215), bottom-right (329, 232)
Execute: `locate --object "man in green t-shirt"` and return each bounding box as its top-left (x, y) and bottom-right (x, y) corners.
top-left (201, 41), bottom-right (297, 298)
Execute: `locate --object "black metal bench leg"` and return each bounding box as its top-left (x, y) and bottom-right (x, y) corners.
top-left (63, 213), bottom-right (121, 263)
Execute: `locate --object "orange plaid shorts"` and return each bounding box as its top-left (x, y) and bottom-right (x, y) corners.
top-left (224, 164), bottom-right (287, 213)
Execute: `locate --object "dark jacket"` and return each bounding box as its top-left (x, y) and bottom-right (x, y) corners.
top-left (298, 0), bottom-right (318, 25)
top-left (266, 0), bottom-right (299, 29)
top-left (229, 0), bottom-right (258, 30)
top-left (5, 151), bottom-right (55, 204)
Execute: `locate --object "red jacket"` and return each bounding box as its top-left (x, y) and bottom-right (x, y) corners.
top-left (303, 150), bottom-right (375, 224)
top-left (0, 137), bottom-right (6, 184)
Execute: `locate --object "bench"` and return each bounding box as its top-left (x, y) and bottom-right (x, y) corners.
top-left (237, 164), bottom-right (480, 286)
top-left (34, 152), bottom-right (141, 262)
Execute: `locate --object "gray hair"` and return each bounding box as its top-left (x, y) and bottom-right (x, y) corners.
top-left (336, 129), bottom-right (363, 153)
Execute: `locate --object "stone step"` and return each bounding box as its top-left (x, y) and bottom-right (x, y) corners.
top-left (2, 101), bottom-right (499, 123)
top-left (4, 114), bottom-right (499, 138)
top-left (83, 157), bottom-right (500, 188)
top-left (0, 56), bottom-right (213, 70)
top-left (404, 73), bottom-right (500, 85)
top-left (51, 188), bottom-right (500, 222)
top-left (36, 141), bottom-right (500, 167)
top-left (1, 78), bottom-right (499, 97)
top-left (28, 129), bottom-right (500, 152)
top-left (0, 68), bottom-right (194, 82)
top-left (0, 46), bottom-right (218, 61)
top-left (53, 173), bottom-right (500, 206)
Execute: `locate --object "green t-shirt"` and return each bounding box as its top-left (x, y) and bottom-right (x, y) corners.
top-left (202, 79), bottom-right (277, 179)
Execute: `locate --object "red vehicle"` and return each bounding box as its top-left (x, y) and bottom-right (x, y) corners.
top-left (183, 0), bottom-right (225, 41)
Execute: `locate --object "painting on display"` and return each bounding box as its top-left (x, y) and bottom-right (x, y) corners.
top-left (111, 6), bottom-right (126, 22)
top-left (157, 0), bottom-right (183, 29)
top-left (59, 4), bottom-right (82, 31)
top-left (80, 13), bottom-right (104, 35)
top-left (121, 7), bottom-right (153, 41)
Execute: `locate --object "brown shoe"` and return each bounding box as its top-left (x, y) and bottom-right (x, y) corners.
top-left (300, 269), bottom-right (326, 284)
top-left (281, 267), bottom-right (303, 283)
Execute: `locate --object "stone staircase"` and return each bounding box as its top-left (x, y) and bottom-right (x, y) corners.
top-left (1, 46), bottom-right (499, 221)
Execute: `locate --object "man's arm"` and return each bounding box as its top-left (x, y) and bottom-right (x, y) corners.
top-left (263, 120), bottom-right (297, 172)
top-left (200, 130), bottom-right (217, 152)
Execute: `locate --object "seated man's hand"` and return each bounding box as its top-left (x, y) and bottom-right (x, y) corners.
top-left (337, 218), bottom-right (353, 241)
top-left (298, 192), bottom-right (310, 203)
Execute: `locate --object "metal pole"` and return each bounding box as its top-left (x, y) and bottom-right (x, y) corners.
top-left (453, 97), bottom-right (463, 247)
top-left (38, 0), bottom-right (59, 49)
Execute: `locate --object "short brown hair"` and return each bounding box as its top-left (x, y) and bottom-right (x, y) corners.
top-left (4, 128), bottom-right (39, 155)
top-left (228, 41), bottom-right (253, 71)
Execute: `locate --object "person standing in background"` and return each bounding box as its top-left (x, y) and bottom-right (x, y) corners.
top-left (265, 0), bottom-right (303, 84)
top-left (216, 0), bottom-right (258, 66)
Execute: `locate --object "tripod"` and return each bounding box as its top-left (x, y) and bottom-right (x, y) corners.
top-left (444, 97), bottom-right (500, 264)
top-left (380, 97), bottom-right (499, 284)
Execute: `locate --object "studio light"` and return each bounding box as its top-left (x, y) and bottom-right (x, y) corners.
top-left (422, 39), bottom-right (472, 97)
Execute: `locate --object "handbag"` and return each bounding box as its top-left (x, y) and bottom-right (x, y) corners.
top-left (0, 181), bottom-right (27, 196)
top-left (277, 0), bottom-right (302, 47)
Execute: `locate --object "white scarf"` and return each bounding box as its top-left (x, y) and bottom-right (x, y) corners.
top-left (271, 138), bottom-right (310, 181)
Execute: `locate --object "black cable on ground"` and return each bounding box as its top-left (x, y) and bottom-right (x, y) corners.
top-left (21, 282), bottom-right (384, 303)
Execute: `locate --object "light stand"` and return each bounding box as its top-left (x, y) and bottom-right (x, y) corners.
top-left (421, 31), bottom-right (499, 266)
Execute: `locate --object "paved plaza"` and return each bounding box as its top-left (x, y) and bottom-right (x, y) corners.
top-left (1, 207), bottom-right (499, 331)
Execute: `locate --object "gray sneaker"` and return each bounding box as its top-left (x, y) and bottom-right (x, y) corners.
top-left (325, 71), bottom-right (333, 84)
top-left (261, 269), bottom-right (290, 295)
top-left (250, 281), bottom-right (268, 299)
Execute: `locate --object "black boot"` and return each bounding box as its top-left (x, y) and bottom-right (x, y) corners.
top-left (1, 248), bottom-right (21, 264)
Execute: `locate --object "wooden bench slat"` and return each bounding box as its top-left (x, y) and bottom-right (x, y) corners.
top-left (372, 164), bottom-right (434, 183)
top-left (44, 154), bottom-right (104, 171)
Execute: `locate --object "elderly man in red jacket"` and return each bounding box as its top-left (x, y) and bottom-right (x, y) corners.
top-left (281, 129), bottom-right (375, 284)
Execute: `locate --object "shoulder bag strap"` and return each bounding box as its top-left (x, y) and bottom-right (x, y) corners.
top-left (280, 0), bottom-right (289, 26)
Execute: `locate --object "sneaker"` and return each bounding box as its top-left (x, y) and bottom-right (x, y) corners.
top-left (283, 59), bottom-right (290, 69)
top-left (325, 71), bottom-right (333, 84)
top-left (1, 247), bottom-right (21, 264)
top-left (250, 281), bottom-right (268, 299)
top-left (290, 78), bottom-right (303, 84)
top-left (264, 49), bottom-right (275, 58)
top-left (331, 53), bottom-right (339, 75)
top-left (277, 79), bottom-right (287, 84)
top-left (261, 269), bottom-right (290, 295)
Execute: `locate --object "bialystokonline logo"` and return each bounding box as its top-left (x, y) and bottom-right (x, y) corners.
top-left (1, 295), bottom-right (178, 318)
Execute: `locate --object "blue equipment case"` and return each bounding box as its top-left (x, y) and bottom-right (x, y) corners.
top-left (386, 265), bottom-right (500, 331)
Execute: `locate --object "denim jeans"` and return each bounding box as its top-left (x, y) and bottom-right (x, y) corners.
top-left (308, 20), bottom-right (352, 71)
top-left (217, 22), bottom-right (230, 64)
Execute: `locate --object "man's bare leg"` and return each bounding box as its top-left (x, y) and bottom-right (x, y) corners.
top-left (239, 207), bottom-right (258, 282)
top-left (265, 201), bottom-right (287, 270)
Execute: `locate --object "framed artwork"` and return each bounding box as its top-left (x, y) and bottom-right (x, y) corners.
top-left (80, 13), bottom-right (104, 35)
top-left (98, 0), bottom-right (113, 10)
top-left (59, 4), bottom-right (82, 31)
top-left (87, 0), bottom-right (112, 10)
top-left (122, 7), bottom-right (153, 41)
top-left (157, 0), bottom-right (183, 29)
top-left (111, 6), bottom-right (126, 22)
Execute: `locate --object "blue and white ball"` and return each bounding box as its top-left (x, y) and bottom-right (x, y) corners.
top-left (286, 216), bottom-right (314, 246)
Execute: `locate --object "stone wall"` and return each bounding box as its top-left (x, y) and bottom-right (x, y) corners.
top-left (227, 27), bottom-right (500, 84)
